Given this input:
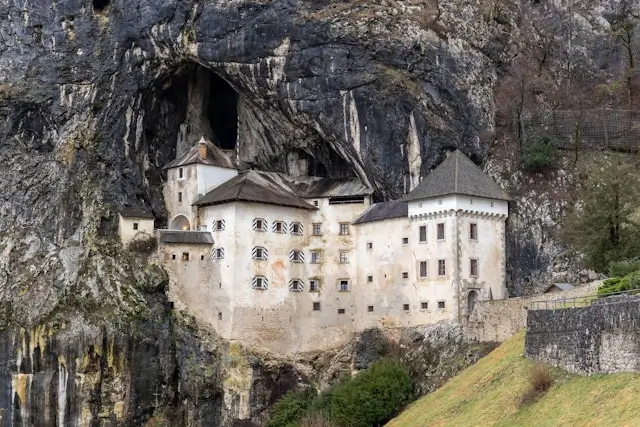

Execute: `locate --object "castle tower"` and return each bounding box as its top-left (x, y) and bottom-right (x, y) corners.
top-left (163, 137), bottom-right (238, 230)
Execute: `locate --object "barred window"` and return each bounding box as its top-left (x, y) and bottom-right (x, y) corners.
top-left (273, 221), bottom-right (286, 233)
top-left (313, 302), bottom-right (321, 311)
top-left (419, 261), bottom-right (427, 278)
top-left (212, 219), bottom-right (226, 231)
top-left (290, 222), bottom-right (303, 235)
top-left (289, 279), bottom-right (304, 292)
top-left (312, 223), bottom-right (322, 236)
top-left (253, 218), bottom-right (266, 231)
top-left (310, 251), bottom-right (321, 264)
top-left (470, 223), bottom-right (478, 240)
top-left (252, 246), bottom-right (268, 260)
top-left (290, 250), bottom-right (304, 263)
top-left (438, 259), bottom-right (446, 276)
top-left (252, 276), bottom-right (268, 290)
top-left (437, 223), bottom-right (445, 240)
top-left (339, 251), bottom-right (349, 263)
top-left (339, 223), bottom-right (350, 235)
top-left (212, 247), bottom-right (225, 260)
top-left (419, 226), bottom-right (427, 242)
top-left (309, 279), bottom-right (320, 292)
top-left (470, 259), bottom-right (479, 277)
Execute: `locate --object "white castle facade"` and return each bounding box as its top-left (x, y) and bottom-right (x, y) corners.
top-left (119, 138), bottom-right (510, 355)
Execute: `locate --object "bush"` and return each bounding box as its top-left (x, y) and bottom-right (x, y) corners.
top-left (299, 411), bottom-right (334, 427)
top-left (266, 388), bottom-right (317, 427)
top-left (329, 358), bottom-right (412, 427)
top-left (608, 259), bottom-right (640, 278)
top-left (522, 137), bottom-right (557, 171)
top-left (522, 363), bottom-right (553, 405)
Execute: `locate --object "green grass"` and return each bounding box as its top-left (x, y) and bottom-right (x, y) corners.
top-left (387, 331), bottom-right (640, 427)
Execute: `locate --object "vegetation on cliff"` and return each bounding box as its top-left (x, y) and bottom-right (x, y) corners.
top-left (388, 331), bottom-right (640, 426)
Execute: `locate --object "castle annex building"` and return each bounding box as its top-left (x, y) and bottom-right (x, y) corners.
top-left (119, 138), bottom-right (510, 354)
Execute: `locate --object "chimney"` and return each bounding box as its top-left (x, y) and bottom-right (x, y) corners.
top-left (197, 139), bottom-right (207, 160)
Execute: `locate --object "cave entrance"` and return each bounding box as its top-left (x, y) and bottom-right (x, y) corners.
top-left (206, 72), bottom-right (238, 150)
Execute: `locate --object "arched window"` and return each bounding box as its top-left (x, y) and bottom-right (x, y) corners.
top-left (467, 290), bottom-right (479, 315)
top-left (170, 215), bottom-right (191, 231)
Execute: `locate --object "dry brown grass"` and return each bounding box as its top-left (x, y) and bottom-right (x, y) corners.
top-left (521, 362), bottom-right (554, 405)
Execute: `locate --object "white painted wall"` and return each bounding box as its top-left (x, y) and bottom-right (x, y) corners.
top-left (117, 216), bottom-right (154, 245)
top-left (408, 194), bottom-right (508, 217)
top-left (196, 164), bottom-right (238, 197)
top-left (164, 165), bottom-right (199, 229)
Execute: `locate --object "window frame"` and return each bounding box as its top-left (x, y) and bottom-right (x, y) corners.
top-left (178, 192), bottom-right (183, 203)
top-left (273, 221), bottom-right (286, 234)
top-left (178, 167), bottom-right (184, 179)
top-left (337, 308), bottom-right (346, 314)
top-left (419, 225), bottom-right (427, 243)
top-left (289, 279), bottom-right (304, 292)
top-left (367, 275), bottom-right (373, 283)
top-left (402, 237), bottom-right (409, 245)
top-left (253, 218), bottom-right (266, 232)
top-left (252, 246), bottom-right (268, 260)
top-left (313, 302), bottom-right (321, 311)
top-left (437, 223), bottom-right (445, 241)
top-left (290, 250), bottom-right (304, 263)
top-left (367, 305), bottom-right (374, 313)
top-left (312, 223), bottom-right (322, 236)
top-left (366, 242), bottom-right (373, 250)
top-left (133, 222), bottom-right (139, 230)
top-left (339, 222), bottom-right (350, 236)
top-left (290, 222), bottom-right (303, 236)
top-left (309, 279), bottom-right (320, 292)
top-left (470, 258), bottom-right (479, 277)
top-left (419, 261), bottom-right (428, 279)
top-left (402, 271), bottom-right (409, 280)
top-left (403, 303), bottom-right (410, 311)
top-left (310, 250), bottom-right (321, 264)
top-left (469, 222), bottom-right (478, 241)
top-left (437, 300), bottom-right (446, 309)
top-left (252, 276), bottom-right (268, 290)
top-left (339, 251), bottom-right (349, 264)
top-left (338, 279), bottom-right (350, 292)
top-left (421, 302), bottom-right (429, 310)
top-left (437, 259), bottom-right (446, 276)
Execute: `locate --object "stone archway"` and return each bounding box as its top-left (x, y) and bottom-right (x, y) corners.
top-left (170, 215), bottom-right (191, 230)
top-left (467, 290), bottom-right (479, 315)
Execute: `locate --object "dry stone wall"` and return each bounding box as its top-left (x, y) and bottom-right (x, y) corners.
top-left (465, 281), bottom-right (600, 342)
top-left (526, 295), bottom-right (640, 375)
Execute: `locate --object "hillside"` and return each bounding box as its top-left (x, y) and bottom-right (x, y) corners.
top-left (388, 331), bottom-right (640, 426)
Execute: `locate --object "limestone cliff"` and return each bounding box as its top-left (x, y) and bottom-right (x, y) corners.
top-left (0, 0), bottom-right (635, 424)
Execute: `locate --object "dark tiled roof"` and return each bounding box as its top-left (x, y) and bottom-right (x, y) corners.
top-left (193, 171), bottom-right (317, 210)
top-left (119, 207), bottom-right (155, 219)
top-left (163, 137), bottom-right (235, 170)
top-left (352, 200), bottom-right (408, 225)
top-left (544, 283), bottom-right (574, 292)
top-left (158, 230), bottom-right (214, 245)
top-left (403, 150), bottom-right (510, 202)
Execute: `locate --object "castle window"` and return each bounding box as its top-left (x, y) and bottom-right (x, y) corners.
top-left (212, 219), bottom-right (225, 231)
top-left (402, 237), bottom-right (409, 245)
top-left (182, 252), bottom-right (190, 261)
top-left (133, 222), bottom-right (139, 230)
top-left (367, 275), bottom-right (373, 283)
top-left (366, 242), bottom-right (373, 250)
top-left (402, 271), bottom-right (409, 279)
top-left (438, 199), bottom-right (443, 205)
top-left (253, 218), bottom-right (266, 231)
top-left (252, 246), bottom-right (268, 260)
top-left (438, 260), bottom-right (446, 276)
top-left (419, 261), bottom-right (427, 278)
top-left (438, 301), bottom-right (446, 309)
top-left (419, 226), bottom-right (427, 243)
top-left (437, 223), bottom-right (445, 240)
top-left (339, 251), bottom-right (349, 264)
top-left (313, 200), bottom-right (319, 207)
top-left (212, 247), bottom-right (225, 260)
top-left (178, 192), bottom-right (183, 202)
top-left (290, 222), bottom-right (303, 235)
top-left (338, 308), bottom-right (346, 314)
top-left (470, 223), bottom-right (478, 241)
top-left (309, 279), bottom-right (320, 292)
top-left (273, 221), bottom-right (286, 233)
top-left (470, 259), bottom-right (479, 277)
top-left (218, 312), bottom-right (222, 320)
top-left (252, 276), bottom-right (268, 290)
top-left (339, 222), bottom-right (350, 235)
top-left (290, 250), bottom-right (304, 263)
top-left (313, 302), bottom-right (321, 311)
top-left (403, 304), bottom-right (410, 311)
top-left (171, 254), bottom-right (176, 260)
top-left (289, 279), bottom-right (304, 292)
top-left (178, 167), bottom-right (184, 179)
top-left (368, 305), bottom-right (374, 312)
top-left (490, 201), bottom-right (494, 207)
top-left (421, 302), bottom-right (428, 310)
top-left (312, 223), bottom-right (322, 236)
top-left (470, 199), bottom-right (473, 205)
top-left (200, 255), bottom-right (205, 260)
top-left (338, 279), bottom-right (350, 292)
top-left (310, 250), bottom-right (321, 264)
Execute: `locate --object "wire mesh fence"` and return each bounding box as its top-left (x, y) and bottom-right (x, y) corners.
top-left (525, 109), bottom-right (640, 151)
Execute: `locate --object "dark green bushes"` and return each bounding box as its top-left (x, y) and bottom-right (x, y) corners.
top-left (522, 137), bottom-right (557, 171)
top-left (268, 358), bottom-right (413, 427)
top-left (608, 259), bottom-right (640, 278)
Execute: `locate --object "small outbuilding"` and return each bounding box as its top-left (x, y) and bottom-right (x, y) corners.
top-left (543, 283), bottom-right (574, 293)
top-left (118, 207), bottom-right (155, 245)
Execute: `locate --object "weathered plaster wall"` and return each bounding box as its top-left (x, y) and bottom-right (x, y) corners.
top-left (117, 216), bottom-right (155, 244)
top-left (408, 195), bottom-right (508, 218)
top-left (466, 281), bottom-right (601, 343)
top-left (195, 164), bottom-right (238, 199)
top-left (164, 165), bottom-right (199, 229)
top-left (526, 295), bottom-right (640, 374)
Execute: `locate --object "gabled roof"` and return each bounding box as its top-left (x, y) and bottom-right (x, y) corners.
top-left (158, 230), bottom-right (214, 245)
top-left (163, 137), bottom-right (235, 170)
top-left (119, 207), bottom-right (155, 219)
top-left (353, 200), bottom-right (408, 225)
top-left (403, 150), bottom-right (510, 202)
top-left (259, 172), bottom-right (373, 198)
top-left (193, 171), bottom-right (317, 210)
top-left (544, 283), bottom-right (574, 293)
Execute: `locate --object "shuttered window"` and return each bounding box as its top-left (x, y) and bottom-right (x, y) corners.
top-left (252, 276), bottom-right (268, 290)
top-left (289, 279), bottom-right (304, 292)
top-left (290, 222), bottom-right (303, 235)
top-left (252, 247), bottom-right (268, 260)
top-left (273, 221), bottom-right (286, 233)
top-left (212, 247), bottom-right (225, 260)
top-left (289, 250), bottom-right (304, 263)
top-left (212, 219), bottom-right (226, 231)
top-left (253, 218), bottom-right (266, 231)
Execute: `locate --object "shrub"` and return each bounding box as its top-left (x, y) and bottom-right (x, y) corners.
top-left (299, 411), bottom-right (334, 427)
top-left (608, 259), bottom-right (640, 278)
top-left (522, 363), bottom-right (553, 405)
top-left (267, 388), bottom-right (317, 427)
top-left (522, 136), bottom-right (557, 171)
top-left (329, 358), bottom-right (412, 427)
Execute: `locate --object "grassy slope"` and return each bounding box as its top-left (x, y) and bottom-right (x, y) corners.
top-left (388, 331), bottom-right (640, 427)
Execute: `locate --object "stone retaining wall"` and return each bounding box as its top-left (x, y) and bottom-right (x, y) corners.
top-left (525, 295), bottom-right (640, 374)
top-left (464, 281), bottom-right (600, 342)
